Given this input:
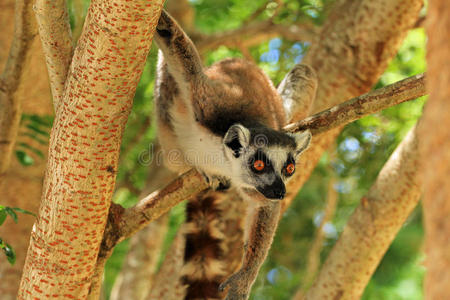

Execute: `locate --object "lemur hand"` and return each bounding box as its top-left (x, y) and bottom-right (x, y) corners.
top-left (200, 171), bottom-right (231, 191)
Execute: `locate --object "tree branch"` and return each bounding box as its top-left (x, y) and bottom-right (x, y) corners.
top-left (193, 20), bottom-right (319, 55)
top-left (102, 169), bottom-right (207, 250)
top-left (34, 0), bottom-right (73, 108)
top-left (0, 0), bottom-right (36, 178)
top-left (284, 73), bottom-right (426, 134)
top-left (304, 126), bottom-right (422, 299)
top-left (18, 0), bottom-right (164, 298)
top-left (419, 0), bottom-right (450, 296)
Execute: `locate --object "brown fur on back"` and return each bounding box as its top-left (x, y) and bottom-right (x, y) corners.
top-left (193, 59), bottom-right (287, 135)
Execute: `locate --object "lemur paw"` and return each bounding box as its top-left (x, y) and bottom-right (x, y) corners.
top-left (219, 270), bottom-right (251, 300)
top-left (200, 172), bottom-right (231, 191)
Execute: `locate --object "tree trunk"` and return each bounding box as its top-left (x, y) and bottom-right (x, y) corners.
top-left (419, 0), bottom-right (450, 298)
top-left (304, 127), bottom-right (422, 299)
top-left (0, 0), bottom-right (53, 298)
top-left (17, 0), bottom-right (164, 298)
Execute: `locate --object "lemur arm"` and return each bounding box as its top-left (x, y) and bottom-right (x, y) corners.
top-left (220, 198), bottom-right (281, 300)
top-left (154, 10), bottom-right (203, 82)
top-left (154, 10), bottom-right (205, 119)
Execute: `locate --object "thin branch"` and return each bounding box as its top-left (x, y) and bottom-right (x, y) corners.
top-left (34, 0), bottom-right (73, 109)
top-left (305, 126), bottom-right (422, 299)
top-left (193, 20), bottom-right (319, 55)
top-left (0, 0), bottom-right (36, 177)
top-left (123, 169), bottom-right (206, 242)
top-left (284, 73), bottom-right (426, 134)
top-left (294, 160), bottom-right (338, 300)
top-left (97, 169), bottom-right (207, 265)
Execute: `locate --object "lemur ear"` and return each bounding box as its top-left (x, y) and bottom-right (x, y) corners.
top-left (277, 64), bottom-right (317, 122)
top-left (291, 130), bottom-right (312, 157)
top-left (223, 124), bottom-right (251, 158)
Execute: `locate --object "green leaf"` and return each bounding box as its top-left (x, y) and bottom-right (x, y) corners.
top-left (25, 124), bottom-right (50, 137)
top-left (13, 207), bottom-right (36, 217)
top-left (0, 210), bottom-right (6, 226)
top-left (21, 132), bottom-right (49, 145)
top-left (15, 150), bottom-right (34, 166)
top-left (29, 115), bottom-right (53, 128)
top-left (18, 142), bottom-right (44, 158)
top-left (0, 237), bottom-right (15, 265)
top-left (3, 243), bottom-right (16, 265)
top-left (4, 207), bottom-right (18, 223)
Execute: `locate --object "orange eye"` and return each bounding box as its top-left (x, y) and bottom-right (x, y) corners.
top-left (253, 160), bottom-right (265, 171)
top-left (286, 163), bottom-right (295, 175)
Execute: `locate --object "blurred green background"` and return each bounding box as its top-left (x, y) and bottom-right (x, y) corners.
top-left (25, 0), bottom-right (425, 299)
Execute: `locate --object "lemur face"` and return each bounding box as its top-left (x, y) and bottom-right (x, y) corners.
top-left (223, 124), bottom-right (311, 200)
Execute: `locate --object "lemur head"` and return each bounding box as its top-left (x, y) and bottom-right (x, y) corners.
top-left (223, 124), bottom-right (311, 200)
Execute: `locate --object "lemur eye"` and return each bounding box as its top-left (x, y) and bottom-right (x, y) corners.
top-left (253, 160), bottom-right (265, 171)
top-left (285, 163), bottom-right (295, 175)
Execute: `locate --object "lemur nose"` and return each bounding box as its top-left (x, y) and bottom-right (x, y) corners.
top-left (274, 188), bottom-right (285, 199)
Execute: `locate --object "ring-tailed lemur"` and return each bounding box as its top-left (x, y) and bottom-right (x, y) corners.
top-left (154, 10), bottom-right (313, 300)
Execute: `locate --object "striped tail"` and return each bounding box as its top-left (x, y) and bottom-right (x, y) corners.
top-left (182, 189), bottom-right (246, 299)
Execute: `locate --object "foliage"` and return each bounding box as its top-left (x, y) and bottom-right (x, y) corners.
top-left (15, 114), bottom-right (53, 166)
top-left (0, 205), bottom-right (35, 265)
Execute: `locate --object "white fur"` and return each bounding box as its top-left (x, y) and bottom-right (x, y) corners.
top-left (170, 104), bottom-right (233, 178)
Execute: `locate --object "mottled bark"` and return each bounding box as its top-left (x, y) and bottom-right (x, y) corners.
top-left (0, 0), bottom-right (52, 298)
top-left (34, 0), bottom-right (73, 108)
top-left (17, 0), bottom-right (164, 298)
top-left (419, 0), bottom-right (450, 298)
top-left (305, 127), bottom-right (422, 299)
